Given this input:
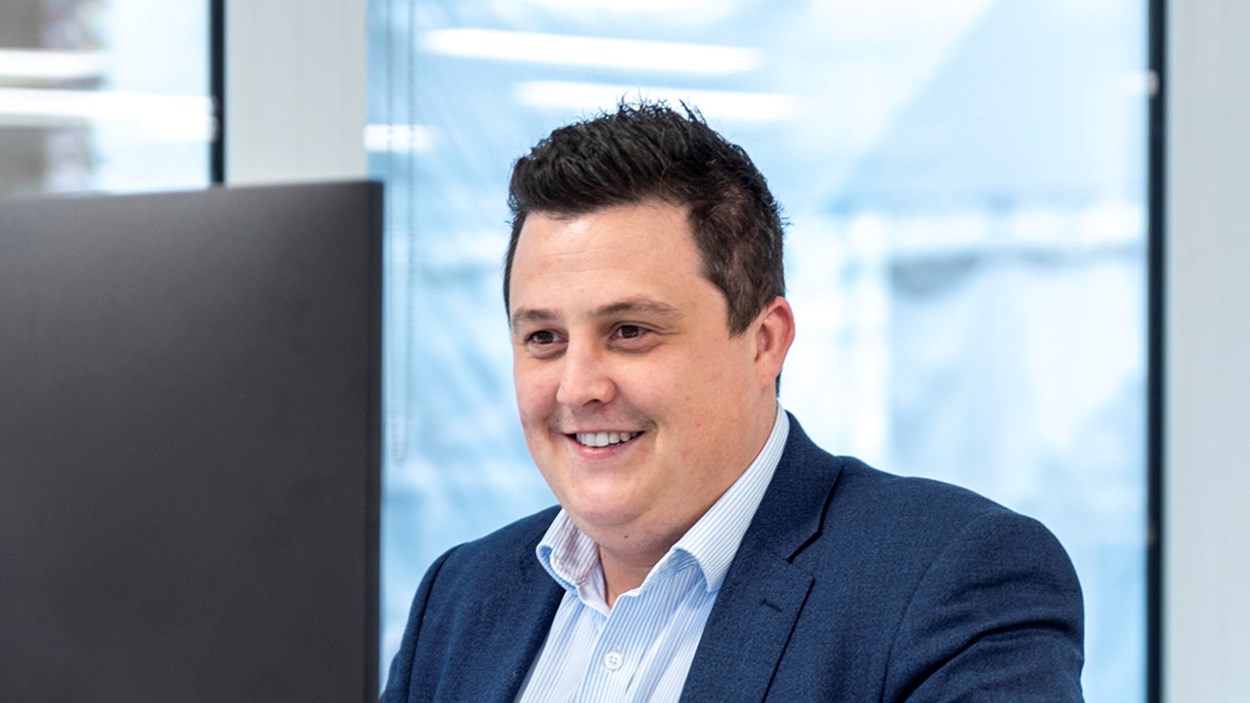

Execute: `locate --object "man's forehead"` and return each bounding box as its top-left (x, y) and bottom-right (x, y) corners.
top-left (513, 203), bottom-right (699, 271)
top-left (507, 199), bottom-right (719, 333)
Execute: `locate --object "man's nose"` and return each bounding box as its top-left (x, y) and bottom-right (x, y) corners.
top-left (555, 342), bottom-right (616, 408)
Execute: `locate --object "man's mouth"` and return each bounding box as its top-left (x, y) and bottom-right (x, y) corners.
top-left (573, 431), bottom-right (641, 448)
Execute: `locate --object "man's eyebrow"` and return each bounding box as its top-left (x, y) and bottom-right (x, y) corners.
top-left (593, 299), bottom-right (682, 320)
top-left (509, 299), bottom-right (682, 334)
top-left (510, 307), bottom-right (556, 334)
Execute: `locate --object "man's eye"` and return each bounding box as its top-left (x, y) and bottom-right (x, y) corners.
top-left (522, 330), bottom-right (565, 358)
top-left (615, 325), bottom-right (647, 340)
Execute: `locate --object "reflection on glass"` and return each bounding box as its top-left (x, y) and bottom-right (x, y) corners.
top-left (370, 2), bottom-right (1147, 699)
top-left (0, 0), bottom-right (210, 197)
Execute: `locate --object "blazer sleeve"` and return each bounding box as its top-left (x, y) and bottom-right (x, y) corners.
top-left (882, 508), bottom-right (1085, 702)
top-left (379, 547), bottom-right (455, 703)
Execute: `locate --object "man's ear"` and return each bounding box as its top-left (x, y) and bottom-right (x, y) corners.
top-left (752, 296), bottom-right (796, 389)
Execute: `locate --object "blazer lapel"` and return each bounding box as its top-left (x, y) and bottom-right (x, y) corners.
top-left (679, 416), bottom-right (841, 703)
top-left (680, 552), bottom-right (815, 703)
top-left (455, 536), bottom-right (565, 703)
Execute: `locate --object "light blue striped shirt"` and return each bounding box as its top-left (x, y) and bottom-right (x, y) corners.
top-left (516, 408), bottom-right (790, 703)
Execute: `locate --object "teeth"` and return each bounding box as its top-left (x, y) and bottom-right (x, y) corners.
top-left (575, 431), bottom-right (638, 448)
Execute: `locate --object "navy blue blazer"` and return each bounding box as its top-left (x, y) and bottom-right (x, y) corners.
top-left (382, 415), bottom-right (1084, 702)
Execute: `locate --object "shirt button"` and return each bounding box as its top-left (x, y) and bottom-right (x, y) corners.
top-left (603, 651), bottom-right (623, 671)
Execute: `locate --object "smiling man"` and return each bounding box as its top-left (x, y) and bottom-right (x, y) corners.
top-left (382, 102), bottom-right (1085, 702)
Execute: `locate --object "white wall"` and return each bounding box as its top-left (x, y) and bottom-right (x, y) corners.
top-left (1166, 2), bottom-right (1250, 701)
top-left (225, 0), bottom-right (367, 183)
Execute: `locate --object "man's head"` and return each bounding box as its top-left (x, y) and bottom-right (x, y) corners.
top-left (504, 101), bottom-right (786, 336)
top-left (504, 102), bottom-right (795, 571)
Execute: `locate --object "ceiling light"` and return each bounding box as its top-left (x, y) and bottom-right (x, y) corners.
top-left (0, 87), bottom-right (213, 141)
top-left (422, 28), bottom-right (760, 76)
top-left (0, 49), bottom-right (108, 85)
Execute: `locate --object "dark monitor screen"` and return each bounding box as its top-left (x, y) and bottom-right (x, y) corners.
top-left (0, 182), bottom-right (382, 702)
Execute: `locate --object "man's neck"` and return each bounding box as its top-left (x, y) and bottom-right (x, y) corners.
top-left (599, 547), bottom-right (657, 609)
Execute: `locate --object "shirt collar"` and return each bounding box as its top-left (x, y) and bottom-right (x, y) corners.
top-left (535, 406), bottom-right (790, 596)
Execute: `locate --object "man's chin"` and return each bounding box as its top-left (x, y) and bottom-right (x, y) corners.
top-left (561, 496), bottom-right (647, 534)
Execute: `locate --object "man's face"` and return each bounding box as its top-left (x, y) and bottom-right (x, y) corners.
top-left (508, 199), bottom-right (784, 558)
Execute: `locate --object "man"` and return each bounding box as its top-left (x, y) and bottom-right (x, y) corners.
top-left (382, 102), bottom-right (1084, 702)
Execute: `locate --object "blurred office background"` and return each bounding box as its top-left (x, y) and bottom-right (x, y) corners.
top-left (6, 1), bottom-right (1249, 701)
top-left (368, 4), bottom-right (1148, 702)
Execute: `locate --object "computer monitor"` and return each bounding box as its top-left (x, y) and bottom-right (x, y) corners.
top-left (0, 181), bottom-right (382, 702)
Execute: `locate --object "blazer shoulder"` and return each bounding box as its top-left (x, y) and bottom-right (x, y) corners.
top-left (828, 453), bottom-right (1026, 527)
top-left (381, 506), bottom-right (565, 702)
top-left (762, 425), bottom-right (1082, 700)
top-left (777, 418), bottom-right (1015, 542)
top-left (831, 458), bottom-right (1080, 584)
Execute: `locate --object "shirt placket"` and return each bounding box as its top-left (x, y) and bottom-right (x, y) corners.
top-left (574, 589), bottom-right (650, 702)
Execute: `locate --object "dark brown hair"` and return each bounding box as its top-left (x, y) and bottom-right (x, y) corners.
top-left (504, 101), bottom-right (786, 336)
